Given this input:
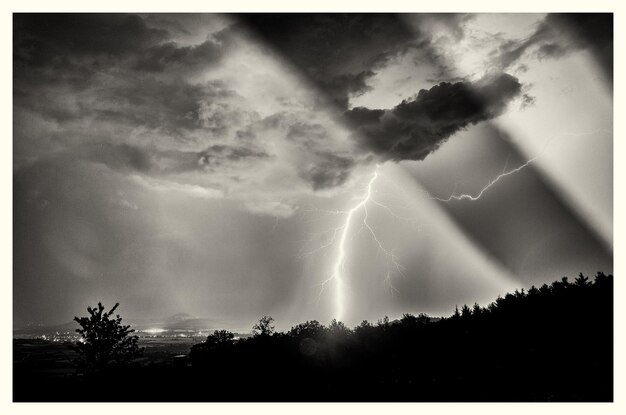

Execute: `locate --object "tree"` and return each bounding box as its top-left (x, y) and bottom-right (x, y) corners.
top-left (289, 320), bottom-right (326, 338)
top-left (328, 319), bottom-right (351, 337)
top-left (74, 302), bottom-right (143, 374)
top-left (354, 319), bottom-right (375, 336)
top-left (207, 329), bottom-right (235, 345)
top-left (252, 316), bottom-right (275, 337)
top-left (416, 312), bottom-right (431, 324)
top-left (575, 273), bottom-right (590, 287)
top-left (400, 313), bottom-right (418, 325)
top-left (190, 329), bottom-right (235, 362)
top-left (377, 315), bottom-right (390, 328)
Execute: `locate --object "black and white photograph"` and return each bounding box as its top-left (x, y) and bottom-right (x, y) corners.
top-left (11, 10), bottom-right (615, 403)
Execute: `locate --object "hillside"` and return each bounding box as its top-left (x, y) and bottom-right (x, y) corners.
top-left (14, 272), bottom-right (613, 402)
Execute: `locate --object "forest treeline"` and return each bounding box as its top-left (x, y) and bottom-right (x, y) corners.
top-left (186, 271), bottom-right (612, 401)
top-left (15, 272), bottom-right (613, 402)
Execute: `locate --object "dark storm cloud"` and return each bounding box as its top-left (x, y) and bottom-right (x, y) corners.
top-left (87, 143), bottom-right (156, 173)
top-left (79, 143), bottom-right (196, 175)
top-left (14, 13), bottom-right (228, 93)
top-left (16, 73), bottom-right (236, 144)
top-left (398, 14), bottom-right (476, 84)
top-left (299, 152), bottom-right (356, 190)
top-left (285, 121), bottom-right (330, 144)
top-left (232, 112), bottom-right (361, 191)
top-left (317, 70), bottom-right (376, 110)
top-left (94, 78), bottom-right (230, 133)
top-left (81, 142), bottom-right (269, 175)
top-left (142, 14), bottom-right (192, 36)
top-left (134, 39), bottom-right (223, 72)
top-left (13, 13), bottom-right (168, 64)
top-left (262, 117), bottom-right (359, 190)
top-left (492, 13), bottom-right (613, 82)
top-left (240, 14), bottom-right (417, 109)
top-left (13, 13), bottom-right (239, 150)
top-left (198, 144), bottom-right (269, 167)
top-left (343, 73), bottom-right (522, 161)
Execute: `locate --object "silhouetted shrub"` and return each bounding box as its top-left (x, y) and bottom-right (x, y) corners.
top-left (73, 302), bottom-right (143, 374)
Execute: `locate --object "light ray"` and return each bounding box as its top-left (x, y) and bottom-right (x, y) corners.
top-left (310, 129), bottom-right (610, 320)
top-left (430, 129), bottom-right (610, 203)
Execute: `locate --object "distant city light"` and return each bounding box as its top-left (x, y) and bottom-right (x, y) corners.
top-left (144, 328), bottom-right (166, 334)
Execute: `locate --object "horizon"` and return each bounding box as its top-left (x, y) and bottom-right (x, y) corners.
top-left (13, 270), bottom-right (611, 334)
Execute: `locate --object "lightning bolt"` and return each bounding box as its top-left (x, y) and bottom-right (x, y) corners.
top-left (305, 129), bottom-right (610, 321)
top-left (304, 164), bottom-right (409, 321)
top-left (431, 155), bottom-right (538, 202)
top-left (430, 129), bottom-right (611, 203)
top-left (321, 167), bottom-right (378, 321)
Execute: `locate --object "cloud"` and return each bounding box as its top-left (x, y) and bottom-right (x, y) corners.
top-left (298, 152), bottom-right (356, 190)
top-left (13, 14), bottom-right (237, 150)
top-left (133, 39), bottom-right (223, 73)
top-left (240, 14), bottom-right (417, 109)
top-left (422, 13), bottom-right (475, 42)
top-left (13, 14), bottom-right (523, 219)
top-left (15, 73), bottom-right (244, 159)
top-left (198, 144), bottom-right (269, 168)
top-left (111, 197), bottom-right (139, 211)
top-left (317, 70), bottom-right (376, 110)
top-left (14, 13), bottom-right (229, 89)
top-left (76, 140), bottom-right (271, 179)
top-left (93, 78), bottom-right (233, 135)
top-left (343, 72), bottom-right (522, 161)
top-left (491, 13), bottom-right (613, 82)
top-left (78, 143), bottom-right (197, 175)
top-left (129, 174), bottom-right (225, 200)
top-left (14, 13), bottom-right (169, 65)
top-left (520, 93), bottom-right (536, 110)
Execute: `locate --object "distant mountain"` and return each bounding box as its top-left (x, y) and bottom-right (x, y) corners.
top-left (165, 313), bottom-right (196, 323)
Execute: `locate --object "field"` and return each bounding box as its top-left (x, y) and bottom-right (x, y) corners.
top-left (13, 336), bottom-right (202, 401)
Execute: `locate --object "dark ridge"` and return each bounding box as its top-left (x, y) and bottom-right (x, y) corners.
top-left (14, 272), bottom-right (613, 402)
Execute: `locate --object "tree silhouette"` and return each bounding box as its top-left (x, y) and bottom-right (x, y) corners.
top-left (73, 302), bottom-right (143, 374)
top-left (354, 320), bottom-right (376, 337)
top-left (289, 320), bottom-right (326, 338)
top-left (208, 329), bottom-right (235, 344)
top-left (327, 319), bottom-right (351, 342)
top-left (472, 302), bottom-right (482, 316)
top-left (252, 315), bottom-right (275, 337)
top-left (575, 273), bottom-right (590, 287)
top-left (189, 329), bottom-right (235, 365)
top-left (328, 319), bottom-right (350, 334)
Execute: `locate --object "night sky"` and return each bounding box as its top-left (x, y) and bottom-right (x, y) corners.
top-left (13, 13), bottom-right (613, 330)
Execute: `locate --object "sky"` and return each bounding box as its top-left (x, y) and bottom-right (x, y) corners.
top-left (13, 13), bottom-right (613, 330)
